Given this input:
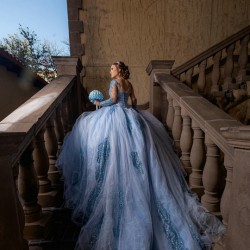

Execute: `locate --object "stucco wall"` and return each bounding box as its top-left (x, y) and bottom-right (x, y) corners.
top-left (0, 66), bottom-right (38, 121)
top-left (80, 0), bottom-right (250, 104)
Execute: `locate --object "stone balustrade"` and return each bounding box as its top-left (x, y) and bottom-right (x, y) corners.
top-left (0, 57), bottom-right (83, 250)
top-left (171, 26), bottom-right (250, 118)
top-left (147, 60), bottom-right (250, 250)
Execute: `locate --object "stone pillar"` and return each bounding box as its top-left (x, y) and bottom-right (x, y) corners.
top-left (45, 115), bottom-right (60, 185)
top-left (211, 51), bottom-right (222, 93)
top-left (166, 94), bottom-right (174, 134)
top-left (34, 125), bottom-right (61, 208)
top-left (189, 121), bottom-right (205, 197)
top-left (53, 56), bottom-right (84, 117)
top-left (61, 97), bottom-right (71, 134)
top-left (0, 134), bottom-right (26, 250)
top-left (146, 60), bottom-right (174, 120)
top-left (223, 43), bottom-right (235, 90)
top-left (66, 93), bottom-right (74, 131)
top-left (197, 60), bottom-right (207, 94)
top-left (33, 127), bottom-right (51, 194)
top-left (220, 153), bottom-right (234, 228)
top-left (221, 126), bottom-right (250, 250)
top-left (67, 0), bottom-right (84, 57)
top-left (19, 142), bottom-right (41, 224)
top-left (185, 67), bottom-right (194, 88)
top-left (161, 88), bottom-right (168, 127)
top-left (19, 142), bottom-right (52, 240)
top-left (201, 135), bottom-right (222, 213)
top-left (235, 34), bottom-right (250, 84)
top-left (172, 100), bottom-right (182, 155)
top-left (55, 106), bottom-right (65, 153)
top-left (180, 109), bottom-right (192, 176)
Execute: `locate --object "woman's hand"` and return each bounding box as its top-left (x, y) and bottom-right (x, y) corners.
top-left (94, 100), bottom-right (101, 106)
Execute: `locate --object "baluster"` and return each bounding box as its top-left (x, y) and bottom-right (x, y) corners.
top-left (13, 163), bottom-right (28, 249)
top-left (201, 135), bottom-right (222, 213)
top-left (33, 127), bottom-right (51, 207)
top-left (185, 67), bottom-right (194, 88)
top-left (223, 43), bottom-right (235, 90)
top-left (180, 72), bottom-right (186, 83)
top-left (33, 127), bottom-right (51, 193)
top-left (45, 115), bottom-right (60, 185)
top-left (19, 142), bottom-right (51, 239)
top-left (197, 60), bottom-right (207, 94)
top-left (211, 51), bottom-right (222, 93)
top-left (166, 94), bottom-right (174, 135)
top-left (67, 92), bottom-right (74, 131)
top-left (236, 34), bottom-right (250, 83)
top-left (189, 121), bottom-right (206, 197)
top-left (220, 154), bottom-right (233, 228)
top-left (180, 110), bottom-right (192, 176)
top-left (61, 98), bottom-right (70, 134)
top-left (0, 137), bottom-right (29, 249)
top-left (71, 80), bottom-right (79, 121)
top-left (55, 106), bottom-right (65, 154)
top-left (18, 142), bottom-right (41, 223)
top-left (161, 88), bottom-right (168, 126)
top-left (172, 100), bottom-right (182, 155)
top-left (33, 127), bottom-right (60, 207)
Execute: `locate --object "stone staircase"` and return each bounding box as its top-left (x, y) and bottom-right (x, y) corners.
top-left (1, 26), bottom-right (250, 250)
top-left (171, 25), bottom-right (250, 125)
top-left (29, 207), bottom-right (80, 250)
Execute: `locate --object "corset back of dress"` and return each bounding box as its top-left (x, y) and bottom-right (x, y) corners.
top-left (116, 92), bottom-right (129, 107)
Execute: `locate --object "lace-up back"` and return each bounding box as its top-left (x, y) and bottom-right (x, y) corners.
top-left (112, 80), bottom-right (131, 107)
top-left (116, 92), bottom-right (130, 107)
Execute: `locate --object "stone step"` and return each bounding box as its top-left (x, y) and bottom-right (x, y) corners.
top-left (28, 207), bottom-right (80, 250)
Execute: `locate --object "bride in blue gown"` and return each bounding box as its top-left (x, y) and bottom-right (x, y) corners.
top-left (56, 61), bottom-right (225, 250)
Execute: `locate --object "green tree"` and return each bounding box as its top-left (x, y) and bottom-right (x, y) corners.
top-left (0, 25), bottom-right (67, 82)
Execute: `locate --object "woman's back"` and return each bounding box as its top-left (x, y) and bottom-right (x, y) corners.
top-left (114, 79), bottom-right (137, 108)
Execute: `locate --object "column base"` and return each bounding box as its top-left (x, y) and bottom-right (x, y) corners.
top-left (190, 186), bottom-right (204, 199)
top-left (24, 212), bottom-right (52, 240)
top-left (38, 189), bottom-right (63, 208)
top-left (48, 170), bottom-right (61, 185)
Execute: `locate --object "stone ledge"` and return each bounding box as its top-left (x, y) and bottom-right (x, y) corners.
top-left (146, 60), bottom-right (175, 75)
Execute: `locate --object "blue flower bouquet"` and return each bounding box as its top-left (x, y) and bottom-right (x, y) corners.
top-left (89, 90), bottom-right (104, 110)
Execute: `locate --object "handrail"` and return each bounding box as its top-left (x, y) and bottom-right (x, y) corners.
top-left (154, 73), bottom-right (240, 157)
top-left (0, 75), bottom-right (75, 165)
top-left (171, 25), bottom-right (250, 76)
top-left (147, 59), bottom-right (250, 249)
top-left (0, 57), bottom-right (83, 250)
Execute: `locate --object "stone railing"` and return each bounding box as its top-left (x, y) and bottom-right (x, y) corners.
top-left (171, 26), bottom-right (250, 117)
top-left (0, 57), bottom-right (83, 250)
top-left (147, 60), bottom-right (250, 250)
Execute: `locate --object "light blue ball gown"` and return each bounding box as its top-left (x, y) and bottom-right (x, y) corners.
top-left (57, 80), bottom-right (225, 250)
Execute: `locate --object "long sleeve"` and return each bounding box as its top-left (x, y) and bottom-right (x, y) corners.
top-left (100, 80), bottom-right (118, 107)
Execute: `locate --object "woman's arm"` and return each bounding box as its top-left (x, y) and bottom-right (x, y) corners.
top-left (94, 81), bottom-right (118, 107)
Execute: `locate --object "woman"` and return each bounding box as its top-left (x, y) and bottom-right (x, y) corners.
top-left (57, 61), bottom-right (225, 250)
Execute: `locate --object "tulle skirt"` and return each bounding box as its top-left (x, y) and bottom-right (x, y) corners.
top-left (56, 105), bottom-right (225, 250)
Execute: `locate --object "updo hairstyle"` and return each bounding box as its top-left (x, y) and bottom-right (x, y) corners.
top-left (114, 61), bottom-right (130, 79)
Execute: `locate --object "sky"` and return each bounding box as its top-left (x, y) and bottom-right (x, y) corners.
top-left (0, 0), bottom-right (69, 55)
